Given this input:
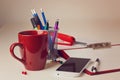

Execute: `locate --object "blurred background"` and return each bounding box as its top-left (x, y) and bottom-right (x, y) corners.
top-left (0, 1), bottom-right (120, 79)
top-left (0, 0), bottom-right (120, 42)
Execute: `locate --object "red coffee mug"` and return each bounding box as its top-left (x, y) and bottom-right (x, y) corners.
top-left (10, 30), bottom-right (48, 71)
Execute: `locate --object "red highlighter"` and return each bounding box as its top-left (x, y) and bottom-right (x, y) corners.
top-left (57, 33), bottom-right (75, 46)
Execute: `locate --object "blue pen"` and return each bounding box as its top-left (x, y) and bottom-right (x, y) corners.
top-left (48, 30), bottom-right (53, 49)
top-left (31, 9), bottom-right (44, 30)
top-left (40, 8), bottom-right (47, 26)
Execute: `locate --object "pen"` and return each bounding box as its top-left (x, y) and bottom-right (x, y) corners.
top-left (44, 20), bottom-right (49, 30)
top-left (37, 25), bottom-right (41, 30)
top-left (52, 20), bottom-right (59, 48)
top-left (52, 19), bottom-right (59, 44)
top-left (30, 17), bottom-right (37, 29)
top-left (54, 19), bottom-right (59, 30)
top-left (31, 9), bottom-right (44, 30)
top-left (91, 58), bottom-right (100, 73)
top-left (48, 30), bottom-right (53, 49)
top-left (40, 8), bottom-right (47, 26)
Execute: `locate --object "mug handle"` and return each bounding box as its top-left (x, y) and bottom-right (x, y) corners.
top-left (10, 42), bottom-right (25, 64)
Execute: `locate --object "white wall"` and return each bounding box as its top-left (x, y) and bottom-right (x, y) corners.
top-left (1, 0), bottom-right (120, 21)
top-left (0, 0), bottom-right (120, 35)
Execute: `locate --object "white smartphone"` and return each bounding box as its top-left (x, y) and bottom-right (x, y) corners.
top-left (56, 57), bottom-right (91, 77)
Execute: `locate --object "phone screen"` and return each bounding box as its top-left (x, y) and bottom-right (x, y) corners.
top-left (56, 57), bottom-right (91, 73)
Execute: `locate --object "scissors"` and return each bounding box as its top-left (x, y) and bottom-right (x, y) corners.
top-left (57, 33), bottom-right (87, 46)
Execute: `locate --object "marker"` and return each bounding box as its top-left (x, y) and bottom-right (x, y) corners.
top-left (52, 19), bottom-right (59, 47)
top-left (40, 8), bottom-right (47, 26)
top-left (30, 17), bottom-right (37, 29)
top-left (44, 20), bottom-right (49, 30)
top-left (54, 19), bottom-right (59, 30)
top-left (52, 19), bottom-right (59, 45)
top-left (91, 58), bottom-right (100, 73)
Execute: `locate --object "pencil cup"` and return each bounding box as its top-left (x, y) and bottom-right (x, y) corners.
top-left (47, 28), bottom-right (59, 60)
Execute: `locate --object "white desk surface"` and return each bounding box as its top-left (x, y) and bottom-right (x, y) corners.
top-left (0, 23), bottom-right (120, 80)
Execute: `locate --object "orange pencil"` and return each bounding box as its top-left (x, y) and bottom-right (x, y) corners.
top-left (37, 25), bottom-right (41, 30)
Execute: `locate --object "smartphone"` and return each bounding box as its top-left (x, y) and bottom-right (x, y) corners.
top-left (56, 57), bottom-right (91, 77)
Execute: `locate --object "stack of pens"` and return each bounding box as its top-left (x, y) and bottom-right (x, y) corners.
top-left (30, 8), bottom-right (59, 60)
top-left (31, 9), bottom-right (46, 30)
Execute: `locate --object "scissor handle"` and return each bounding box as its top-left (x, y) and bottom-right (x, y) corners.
top-left (57, 33), bottom-right (75, 46)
